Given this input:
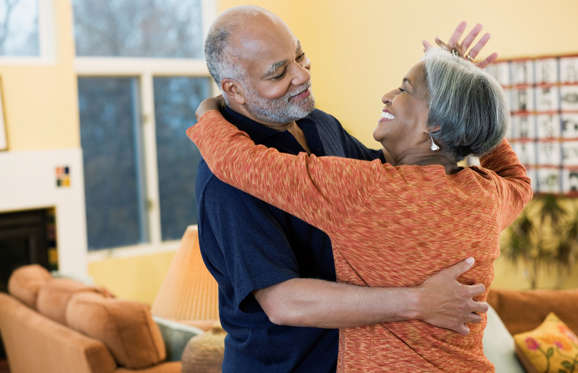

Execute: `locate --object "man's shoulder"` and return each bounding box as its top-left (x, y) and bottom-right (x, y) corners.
top-left (307, 108), bottom-right (343, 128)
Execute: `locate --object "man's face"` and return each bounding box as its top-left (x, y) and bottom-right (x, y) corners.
top-left (232, 17), bottom-right (315, 125)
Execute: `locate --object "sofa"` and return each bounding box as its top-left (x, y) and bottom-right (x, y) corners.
top-left (0, 265), bottom-right (183, 373)
top-left (485, 288), bottom-right (578, 372)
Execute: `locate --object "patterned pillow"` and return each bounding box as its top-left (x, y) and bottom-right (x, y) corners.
top-left (514, 312), bottom-right (578, 373)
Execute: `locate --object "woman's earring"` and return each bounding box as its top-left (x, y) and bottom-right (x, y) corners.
top-left (430, 135), bottom-right (440, 152)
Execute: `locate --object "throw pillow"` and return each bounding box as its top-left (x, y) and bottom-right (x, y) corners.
top-left (182, 326), bottom-right (226, 373)
top-left (66, 292), bottom-right (166, 369)
top-left (7, 264), bottom-right (52, 308)
top-left (514, 312), bottom-right (578, 373)
top-left (153, 316), bottom-right (204, 361)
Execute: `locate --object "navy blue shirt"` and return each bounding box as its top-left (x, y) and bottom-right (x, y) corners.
top-left (195, 106), bottom-right (383, 373)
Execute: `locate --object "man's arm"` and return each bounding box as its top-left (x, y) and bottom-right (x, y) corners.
top-left (255, 257), bottom-right (487, 335)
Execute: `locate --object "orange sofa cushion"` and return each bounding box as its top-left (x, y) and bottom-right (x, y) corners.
top-left (7, 264), bottom-right (52, 308)
top-left (66, 292), bottom-right (166, 369)
top-left (36, 278), bottom-right (112, 325)
top-left (487, 289), bottom-right (578, 335)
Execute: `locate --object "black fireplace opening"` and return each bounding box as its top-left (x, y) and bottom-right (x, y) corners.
top-left (0, 208), bottom-right (58, 360)
top-left (0, 208), bottom-right (57, 294)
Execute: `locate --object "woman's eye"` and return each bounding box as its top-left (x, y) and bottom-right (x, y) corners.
top-left (297, 53), bottom-right (305, 61)
top-left (398, 87), bottom-right (407, 94)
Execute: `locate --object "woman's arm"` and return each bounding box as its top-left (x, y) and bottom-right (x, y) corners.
top-left (479, 139), bottom-right (533, 229)
top-left (187, 110), bottom-right (384, 233)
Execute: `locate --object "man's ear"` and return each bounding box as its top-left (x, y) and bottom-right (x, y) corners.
top-left (221, 79), bottom-right (246, 105)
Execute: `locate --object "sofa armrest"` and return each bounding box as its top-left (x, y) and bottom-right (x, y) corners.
top-left (0, 293), bottom-right (116, 373)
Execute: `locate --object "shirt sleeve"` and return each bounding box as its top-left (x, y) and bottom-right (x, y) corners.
top-left (479, 139), bottom-right (534, 230)
top-left (197, 172), bottom-right (300, 312)
top-left (188, 111), bottom-right (383, 234)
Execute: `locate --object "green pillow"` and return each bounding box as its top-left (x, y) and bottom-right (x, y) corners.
top-left (153, 316), bottom-right (204, 361)
top-left (483, 305), bottom-right (525, 372)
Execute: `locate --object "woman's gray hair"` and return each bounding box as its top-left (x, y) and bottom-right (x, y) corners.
top-left (424, 47), bottom-right (508, 161)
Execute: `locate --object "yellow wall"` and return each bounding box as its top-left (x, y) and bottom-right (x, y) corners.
top-left (0, 0), bottom-right (80, 151)
top-left (219, 0), bottom-right (578, 290)
top-left (88, 251), bottom-right (176, 304)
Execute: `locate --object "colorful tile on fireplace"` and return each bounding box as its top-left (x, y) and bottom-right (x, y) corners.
top-left (55, 165), bottom-right (70, 188)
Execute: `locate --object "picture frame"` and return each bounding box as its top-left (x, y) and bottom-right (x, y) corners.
top-left (487, 54), bottom-right (578, 196)
top-left (0, 77), bottom-right (7, 151)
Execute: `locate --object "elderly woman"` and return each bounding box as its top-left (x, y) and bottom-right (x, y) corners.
top-left (187, 48), bottom-right (532, 372)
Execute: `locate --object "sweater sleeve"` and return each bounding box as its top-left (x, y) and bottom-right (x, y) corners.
top-left (479, 139), bottom-right (533, 230)
top-left (186, 110), bottom-right (383, 233)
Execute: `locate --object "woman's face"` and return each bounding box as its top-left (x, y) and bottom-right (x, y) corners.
top-left (373, 62), bottom-right (431, 159)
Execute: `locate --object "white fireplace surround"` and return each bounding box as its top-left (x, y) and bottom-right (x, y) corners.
top-left (0, 148), bottom-right (88, 277)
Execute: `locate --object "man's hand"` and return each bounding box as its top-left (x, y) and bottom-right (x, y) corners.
top-left (416, 257), bottom-right (489, 335)
top-left (423, 21), bottom-right (498, 68)
top-left (195, 95), bottom-right (225, 121)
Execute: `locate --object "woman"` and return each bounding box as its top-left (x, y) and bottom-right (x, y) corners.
top-left (187, 48), bottom-right (532, 372)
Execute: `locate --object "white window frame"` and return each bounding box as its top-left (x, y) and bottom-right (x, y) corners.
top-left (0, 0), bottom-right (55, 65)
top-left (79, 0), bottom-right (217, 261)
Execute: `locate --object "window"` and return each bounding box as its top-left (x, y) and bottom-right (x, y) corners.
top-left (78, 77), bottom-right (148, 249)
top-left (74, 0), bottom-right (215, 251)
top-left (73, 0), bottom-right (203, 58)
top-left (154, 77), bottom-right (209, 241)
top-left (0, 0), bottom-right (39, 56)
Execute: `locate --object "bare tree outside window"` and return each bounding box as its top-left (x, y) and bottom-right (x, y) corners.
top-left (0, 0), bottom-right (39, 56)
top-left (73, 0), bottom-right (203, 58)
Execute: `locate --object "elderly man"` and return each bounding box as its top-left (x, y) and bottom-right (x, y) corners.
top-left (195, 6), bottom-right (494, 372)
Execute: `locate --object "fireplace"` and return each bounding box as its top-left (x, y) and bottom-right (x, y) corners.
top-left (0, 208), bottom-right (57, 293)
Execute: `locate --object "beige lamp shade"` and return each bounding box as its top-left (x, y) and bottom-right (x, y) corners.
top-left (152, 226), bottom-right (219, 321)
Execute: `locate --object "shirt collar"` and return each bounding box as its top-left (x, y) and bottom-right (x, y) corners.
top-left (221, 105), bottom-right (284, 144)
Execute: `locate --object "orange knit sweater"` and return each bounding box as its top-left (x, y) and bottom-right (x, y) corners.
top-left (187, 110), bottom-right (533, 372)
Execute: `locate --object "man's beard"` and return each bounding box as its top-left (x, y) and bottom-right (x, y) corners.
top-left (244, 83), bottom-right (315, 124)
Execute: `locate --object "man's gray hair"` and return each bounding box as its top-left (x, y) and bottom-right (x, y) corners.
top-left (424, 48), bottom-right (508, 161)
top-left (204, 6), bottom-right (266, 85)
top-left (204, 26), bottom-right (243, 85)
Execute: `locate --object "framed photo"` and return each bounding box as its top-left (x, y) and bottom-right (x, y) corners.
top-left (560, 57), bottom-right (578, 83)
top-left (535, 58), bottom-right (558, 84)
top-left (536, 114), bottom-right (560, 139)
top-left (536, 168), bottom-right (562, 193)
top-left (562, 114), bottom-right (578, 138)
top-left (511, 60), bottom-right (534, 85)
top-left (0, 77), bottom-right (7, 151)
top-left (563, 169), bottom-right (578, 193)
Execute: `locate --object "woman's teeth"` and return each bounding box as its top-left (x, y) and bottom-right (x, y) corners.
top-left (381, 112), bottom-right (395, 120)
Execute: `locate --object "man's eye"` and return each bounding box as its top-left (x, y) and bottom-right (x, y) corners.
top-left (273, 71), bottom-right (286, 80)
top-left (297, 53), bottom-right (305, 61)
top-left (398, 87), bottom-right (406, 93)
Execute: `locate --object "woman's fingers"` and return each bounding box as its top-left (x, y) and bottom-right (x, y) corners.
top-left (448, 21), bottom-right (467, 47)
top-left (461, 24), bottom-right (483, 51)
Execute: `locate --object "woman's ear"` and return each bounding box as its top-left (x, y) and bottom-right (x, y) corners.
top-left (427, 124), bottom-right (441, 134)
top-left (221, 79), bottom-right (246, 105)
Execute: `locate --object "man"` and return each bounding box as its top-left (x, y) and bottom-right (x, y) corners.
top-left (195, 6), bottom-right (494, 372)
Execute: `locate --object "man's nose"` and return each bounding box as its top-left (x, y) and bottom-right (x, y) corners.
top-left (292, 62), bottom-right (311, 86)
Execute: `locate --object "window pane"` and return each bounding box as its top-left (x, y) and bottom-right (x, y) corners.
top-left (0, 0), bottom-right (39, 56)
top-left (73, 0), bottom-right (203, 58)
top-left (78, 77), bottom-right (148, 250)
top-left (154, 77), bottom-right (210, 240)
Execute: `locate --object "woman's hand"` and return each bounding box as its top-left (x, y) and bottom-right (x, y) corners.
top-left (195, 95), bottom-right (225, 121)
top-left (422, 21), bottom-right (498, 68)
